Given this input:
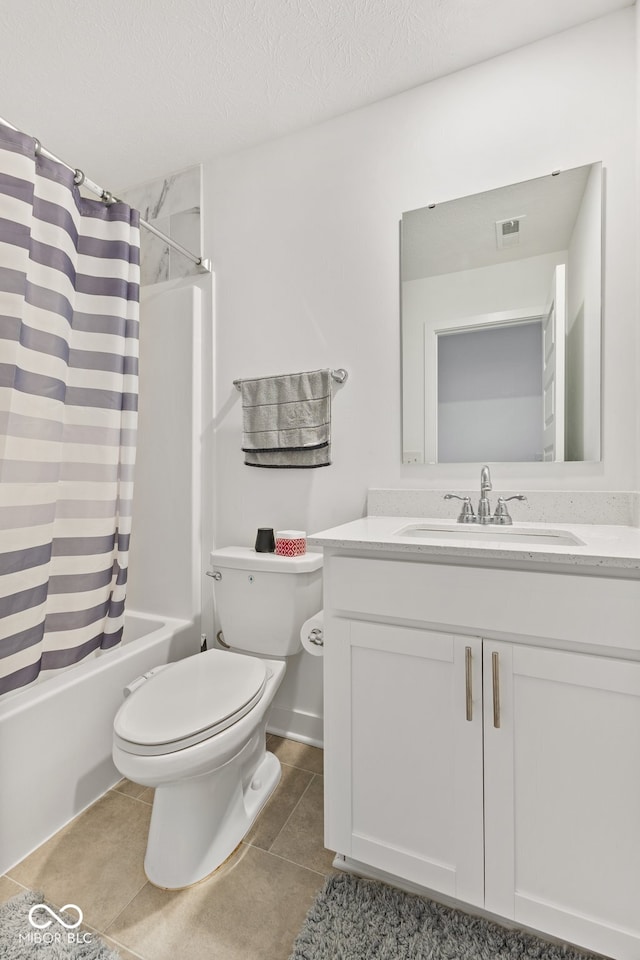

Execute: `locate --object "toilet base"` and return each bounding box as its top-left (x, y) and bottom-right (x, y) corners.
top-left (143, 747), bottom-right (281, 889)
top-left (147, 839), bottom-right (244, 891)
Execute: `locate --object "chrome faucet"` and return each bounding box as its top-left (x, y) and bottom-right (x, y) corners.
top-left (444, 465), bottom-right (527, 525)
top-left (477, 465), bottom-right (493, 524)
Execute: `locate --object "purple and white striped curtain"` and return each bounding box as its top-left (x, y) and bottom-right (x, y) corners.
top-left (0, 122), bottom-right (140, 696)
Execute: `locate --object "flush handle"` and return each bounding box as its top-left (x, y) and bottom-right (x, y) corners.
top-left (492, 651), bottom-right (501, 729)
top-left (206, 570), bottom-right (222, 580)
top-left (465, 646), bottom-right (473, 722)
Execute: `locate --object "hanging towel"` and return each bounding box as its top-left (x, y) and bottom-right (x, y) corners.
top-left (240, 369), bottom-right (331, 468)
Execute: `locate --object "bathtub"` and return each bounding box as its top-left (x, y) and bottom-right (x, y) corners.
top-left (0, 611), bottom-right (200, 874)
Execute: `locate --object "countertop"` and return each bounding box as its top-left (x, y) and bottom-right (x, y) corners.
top-left (308, 516), bottom-right (640, 571)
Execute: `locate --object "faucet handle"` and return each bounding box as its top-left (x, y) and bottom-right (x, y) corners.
top-left (444, 494), bottom-right (475, 523)
top-left (493, 495), bottom-right (527, 525)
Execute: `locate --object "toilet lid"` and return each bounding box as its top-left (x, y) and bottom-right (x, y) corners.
top-left (114, 650), bottom-right (268, 755)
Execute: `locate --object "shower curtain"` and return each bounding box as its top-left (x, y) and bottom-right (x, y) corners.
top-left (0, 122), bottom-right (140, 696)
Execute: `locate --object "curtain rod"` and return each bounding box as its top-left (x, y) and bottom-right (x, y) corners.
top-left (0, 115), bottom-right (211, 274)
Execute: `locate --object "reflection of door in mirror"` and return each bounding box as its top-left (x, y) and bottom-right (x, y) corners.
top-left (434, 316), bottom-right (544, 463)
top-left (401, 162), bottom-right (602, 464)
top-left (542, 264), bottom-right (565, 462)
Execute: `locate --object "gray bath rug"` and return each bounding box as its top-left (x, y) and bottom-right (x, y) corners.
top-left (0, 890), bottom-right (121, 960)
top-left (289, 872), bottom-right (600, 960)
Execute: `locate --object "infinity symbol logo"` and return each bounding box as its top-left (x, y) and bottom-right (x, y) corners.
top-left (28, 903), bottom-right (83, 930)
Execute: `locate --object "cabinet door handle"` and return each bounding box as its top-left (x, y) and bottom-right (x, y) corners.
top-left (465, 646), bottom-right (473, 721)
top-left (492, 651), bottom-right (501, 728)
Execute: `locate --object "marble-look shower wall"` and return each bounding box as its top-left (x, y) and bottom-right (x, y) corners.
top-left (119, 166), bottom-right (202, 285)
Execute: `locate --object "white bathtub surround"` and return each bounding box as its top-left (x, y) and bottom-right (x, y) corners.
top-left (368, 489), bottom-right (639, 526)
top-left (119, 166), bottom-right (202, 285)
top-left (0, 613), bottom-right (200, 876)
top-left (126, 283), bottom-right (204, 625)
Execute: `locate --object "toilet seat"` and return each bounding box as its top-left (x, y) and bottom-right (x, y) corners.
top-left (114, 650), bottom-right (268, 756)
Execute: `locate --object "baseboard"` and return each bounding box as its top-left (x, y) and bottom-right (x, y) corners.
top-left (267, 705), bottom-right (323, 747)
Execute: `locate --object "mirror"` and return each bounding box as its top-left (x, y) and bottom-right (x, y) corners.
top-left (400, 163), bottom-right (602, 464)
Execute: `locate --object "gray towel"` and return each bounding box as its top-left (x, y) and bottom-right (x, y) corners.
top-left (240, 369), bottom-right (331, 468)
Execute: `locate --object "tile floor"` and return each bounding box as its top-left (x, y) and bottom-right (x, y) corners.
top-left (0, 736), bottom-right (334, 960)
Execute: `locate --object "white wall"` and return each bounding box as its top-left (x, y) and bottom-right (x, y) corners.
top-left (636, 1), bottom-right (640, 490)
top-left (206, 10), bottom-right (635, 511)
top-left (204, 10), bottom-right (636, 738)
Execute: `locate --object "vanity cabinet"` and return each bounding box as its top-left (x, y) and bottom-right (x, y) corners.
top-left (483, 639), bottom-right (640, 950)
top-left (326, 619), bottom-right (485, 904)
top-left (322, 552), bottom-right (640, 960)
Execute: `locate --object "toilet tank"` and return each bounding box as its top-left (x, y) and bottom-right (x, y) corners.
top-left (209, 547), bottom-right (323, 656)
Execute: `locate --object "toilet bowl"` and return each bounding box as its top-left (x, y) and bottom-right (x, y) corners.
top-left (113, 650), bottom-right (285, 888)
top-left (113, 546), bottom-right (322, 889)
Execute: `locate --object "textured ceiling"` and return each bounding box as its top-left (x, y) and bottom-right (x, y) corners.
top-left (0, 0), bottom-right (633, 190)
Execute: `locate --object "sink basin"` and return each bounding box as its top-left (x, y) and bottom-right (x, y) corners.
top-left (395, 523), bottom-right (585, 547)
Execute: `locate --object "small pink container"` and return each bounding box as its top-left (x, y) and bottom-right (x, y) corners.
top-left (275, 530), bottom-right (306, 557)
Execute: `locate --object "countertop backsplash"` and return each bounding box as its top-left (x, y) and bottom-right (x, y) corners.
top-left (368, 489), bottom-right (640, 527)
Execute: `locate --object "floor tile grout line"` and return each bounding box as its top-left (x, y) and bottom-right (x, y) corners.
top-left (1, 881), bottom-right (162, 960)
top-left (84, 919), bottom-right (149, 960)
top-left (247, 841), bottom-right (331, 879)
top-left (111, 787), bottom-right (153, 805)
top-left (8, 789), bottom-right (146, 876)
top-left (268, 736), bottom-right (324, 777)
top-left (103, 931), bottom-right (149, 960)
top-left (5, 739), bottom-right (325, 957)
top-left (1, 875), bottom-right (30, 893)
top-left (244, 764), bottom-right (315, 851)
top-left (103, 879), bottom-right (152, 938)
top-left (110, 790), bottom-right (151, 800)
top-left (266, 771), bottom-right (318, 852)
top-left (273, 755), bottom-right (324, 776)
top-left (6, 877), bottom-right (151, 947)
top-left (1, 886), bottom-right (117, 947)
top-left (111, 791), bottom-right (154, 807)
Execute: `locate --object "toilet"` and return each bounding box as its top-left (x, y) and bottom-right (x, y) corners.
top-left (112, 546), bottom-right (322, 889)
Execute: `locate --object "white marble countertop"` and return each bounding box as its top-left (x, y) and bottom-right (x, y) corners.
top-left (308, 516), bottom-right (640, 571)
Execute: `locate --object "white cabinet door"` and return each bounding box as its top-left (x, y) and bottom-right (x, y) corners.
top-left (324, 619), bottom-right (484, 906)
top-left (483, 641), bottom-right (640, 960)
